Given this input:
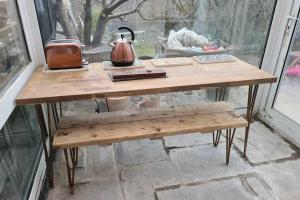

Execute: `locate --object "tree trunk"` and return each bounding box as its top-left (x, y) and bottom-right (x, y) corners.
top-left (92, 15), bottom-right (108, 45)
top-left (84, 0), bottom-right (92, 45)
top-left (56, 0), bottom-right (78, 39)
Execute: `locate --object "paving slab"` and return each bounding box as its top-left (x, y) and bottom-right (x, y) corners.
top-left (255, 159), bottom-right (300, 200)
top-left (48, 145), bottom-right (123, 200)
top-left (234, 122), bottom-right (295, 164)
top-left (169, 143), bottom-right (252, 184)
top-left (115, 139), bottom-right (168, 166)
top-left (156, 175), bottom-right (275, 200)
top-left (120, 160), bottom-right (181, 200)
top-left (164, 132), bottom-right (224, 148)
top-left (47, 179), bottom-right (124, 200)
top-left (80, 145), bottom-right (119, 181)
top-left (50, 145), bottom-right (119, 187)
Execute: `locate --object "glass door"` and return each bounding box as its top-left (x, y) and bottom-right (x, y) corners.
top-left (262, 0), bottom-right (300, 145)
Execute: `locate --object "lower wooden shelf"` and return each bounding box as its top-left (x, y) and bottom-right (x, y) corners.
top-left (53, 101), bottom-right (248, 149)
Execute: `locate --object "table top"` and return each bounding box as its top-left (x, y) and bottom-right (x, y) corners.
top-left (16, 58), bottom-right (277, 105)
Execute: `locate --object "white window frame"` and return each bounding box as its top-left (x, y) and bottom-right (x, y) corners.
top-left (0, 0), bottom-right (46, 129)
top-left (0, 1), bottom-right (47, 200)
top-left (258, 0), bottom-right (296, 108)
top-left (257, 0), bottom-right (300, 147)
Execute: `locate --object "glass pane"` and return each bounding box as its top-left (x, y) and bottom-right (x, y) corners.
top-left (38, 0), bottom-right (276, 108)
top-left (0, 0), bottom-right (30, 96)
top-left (0, 106), bottom-right (42, 200)
top-left (273, 13), bottom-right (300, 125)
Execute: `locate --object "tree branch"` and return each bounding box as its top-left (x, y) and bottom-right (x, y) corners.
top-left (102, 0), bottom-right (106, 8)
top-left (108, 0), bottom-right (148, 20)
top-left (105, 0), bottom-right (129, 14)
top-left (137, 9), bottom-right (159, 20)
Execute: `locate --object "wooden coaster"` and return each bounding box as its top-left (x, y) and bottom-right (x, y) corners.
top-left (43, 64), bottom-right (89, 73)
top-left (102, 60), bottom-right (144, 70)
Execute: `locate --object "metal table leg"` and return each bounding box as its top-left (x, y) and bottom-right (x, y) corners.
top-left (59, 102), bottom-right (63, 117)
top-left (212, 87), bottom-right (227, 147)
top-left (35, 104), bottom-right (54, 187)
top-left (63, 147), bottom-right (78, 194)
top-left (244, 84), bottom-right (259, 156)
top-left (105, 98), bottom-right (110, 112)
top-left (226, 128), bottom-right (236, 165)
top-left (51, 102), bottom-right (59, 129)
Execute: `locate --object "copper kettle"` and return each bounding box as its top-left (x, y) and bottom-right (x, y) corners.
top-left (110, 27), bottom-right (135, 66)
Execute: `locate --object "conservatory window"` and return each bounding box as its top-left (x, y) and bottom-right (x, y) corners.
top-left (0, 0), bottom-right (30, 96)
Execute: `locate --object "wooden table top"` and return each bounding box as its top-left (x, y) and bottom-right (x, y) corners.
top-left (16, 58), bottom-right (277, 105)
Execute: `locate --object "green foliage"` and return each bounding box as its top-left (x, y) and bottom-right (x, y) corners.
top-left (133, 41), bottom-right (156, 57)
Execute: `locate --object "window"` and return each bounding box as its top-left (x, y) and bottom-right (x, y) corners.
top-left (48, 0), bottom-right (275, 63)
top-left (39, 0), bottom-right (277, 108)
top-left (0, 106), bottom-right (42, 200)
top-left (0, 0), bottom-right (30, 96)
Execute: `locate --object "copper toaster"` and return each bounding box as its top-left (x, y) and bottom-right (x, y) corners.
top-left (46, 39), bottom-right (83, 69)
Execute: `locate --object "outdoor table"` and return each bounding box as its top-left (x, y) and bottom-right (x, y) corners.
top-left (15, 57), bottom-right (277, 189)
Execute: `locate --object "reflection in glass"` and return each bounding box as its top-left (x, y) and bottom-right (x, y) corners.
top-left (0, 0), bottom-right (30, 96)
top-left (0, 106), bottom-right (42, 200)
top-left (273, 18), bottom-right (300, 125)
top-left (37, 0), bottom-right (277, 108)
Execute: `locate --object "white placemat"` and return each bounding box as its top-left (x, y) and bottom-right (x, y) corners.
top-left (43, 64), bottom-right (89, 73)
top-left (151, 57), bottom-right (193, 67)
top-left (102, 60), bottom-right (144, 70)
top-left (193, 54), bottom-right (236, 64)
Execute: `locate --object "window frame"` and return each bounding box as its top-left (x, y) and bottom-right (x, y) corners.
top-left (0, 0), bottom-right (46, 129)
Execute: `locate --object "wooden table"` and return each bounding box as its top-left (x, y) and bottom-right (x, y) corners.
top-left (16, 57), bottom-right (277, 188)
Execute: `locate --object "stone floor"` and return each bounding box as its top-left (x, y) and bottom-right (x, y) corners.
top-left (46, 98), bottom-right (300, 200)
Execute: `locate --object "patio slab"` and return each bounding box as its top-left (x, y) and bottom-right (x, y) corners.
top-left (47, 179), bottom-right (124, 200)
top-left (120, 160), bottom-right (181, 200)
top-left (156, 175), bottom-right (275, 200)
top-left (48, 145), bottom-right (124, 200)
top-left (234, 121), bottom-right (296, 164)
top-left (169, 143), bottom-right (252, 184)
top-left (115, 139), bottom-right (168, 166)
top-left (255, 159), bottom-right (300, 200)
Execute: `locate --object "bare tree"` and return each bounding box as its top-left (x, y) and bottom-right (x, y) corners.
top-left (163, 0), bottom-right (200, 36)
top-left (84, 0), bottom-right (92, 44)
top-left (57, 0), bottom-right (200, 45)
top-left (57, 0), bottom-right (79, 39)
top-left (92, 0), bottom-right (148, 44)
top-left (56, 0), bottom-right (149, 45)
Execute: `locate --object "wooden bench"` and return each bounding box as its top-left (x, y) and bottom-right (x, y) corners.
top-left (53, 101), bottom-right (247, 191)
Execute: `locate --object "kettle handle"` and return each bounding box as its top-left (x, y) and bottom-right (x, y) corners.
top-left (118, 26), bottom-right (135, 41)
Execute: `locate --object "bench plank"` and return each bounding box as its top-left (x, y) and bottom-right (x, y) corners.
top-left (59, 101), bottom-right (233, 129)
top-left (53, 102), bottom-right (247, 148)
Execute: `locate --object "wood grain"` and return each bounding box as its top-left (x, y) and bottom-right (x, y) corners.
top-left (16, 58), bottom-right (277, 105)
top-left (53, 102), bottom-right (248, 148)
top-left (58, 101), bottom-right (232, 129)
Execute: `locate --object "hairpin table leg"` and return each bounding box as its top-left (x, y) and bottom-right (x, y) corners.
top-left (212, 87), bottom-right (227, 146)
top-left (213, 130), bottom-right (222, 147)
top-left (244, 85), bottom-right (259, 157)
top-left (59, 102), bottom-right (63, 117)
top-left (50, 102), bottom-right (59, 128)
top-left (226, 128), bottom-right (236, 165)
top-left (105, 98), bottom-right (110, 112)
top-left (35, 104), bottom-right (54, 187)
top-left (64, 147), bottom-right (78, 194)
